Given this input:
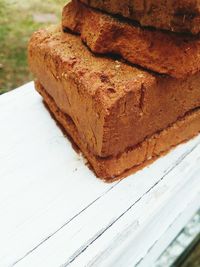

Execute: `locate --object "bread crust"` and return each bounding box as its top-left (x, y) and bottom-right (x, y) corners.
top-left (28, 27), bottom-right (200, 157)
top-left (63, 0), bottom-right (200, 78)
top-left (80, 0), bottom-right (200, 34)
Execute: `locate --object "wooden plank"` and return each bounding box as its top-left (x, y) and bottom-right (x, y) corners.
top-left (63, 148), bottom-right (200, 267)
top-left (81, 173), bottom-right (199, 267)
top-left (0, 83), bottom-right (116, 265)
top-left (153, 209), bottom-right (200, 267)
top-left (0, 83), bottom-right (199, 266)
top-left (139, 202), bottom-right (200, 267)
top-left (14, 141), bottom-right (200, 265)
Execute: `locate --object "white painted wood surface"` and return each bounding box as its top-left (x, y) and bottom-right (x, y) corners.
top-left (141, 198), bottom-right (200, 267)
top-left (0, 82), bottom-right (199, 267)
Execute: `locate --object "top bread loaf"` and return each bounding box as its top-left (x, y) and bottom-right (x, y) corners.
top-left (80, 0), bottom-right (200, 34)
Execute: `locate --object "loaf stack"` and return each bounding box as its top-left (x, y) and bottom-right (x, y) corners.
top-left (28, 0), bottom-right (200, 180)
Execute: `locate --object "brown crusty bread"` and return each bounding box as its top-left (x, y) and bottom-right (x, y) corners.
top-left (36, 81), bottom-right (200, 180)
top-left (80, 0), bottom-right (200, 34)
top-left (28, 26), bottom-right (200, 158)
top-left (62, 0), bottom-right (200, 78)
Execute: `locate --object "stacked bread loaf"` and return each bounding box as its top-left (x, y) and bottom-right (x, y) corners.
top-left (28, 0), bottom-right (200, 180)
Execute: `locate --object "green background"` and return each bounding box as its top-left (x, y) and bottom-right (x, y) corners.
top-left (0, 0), bottom-right (67, 94)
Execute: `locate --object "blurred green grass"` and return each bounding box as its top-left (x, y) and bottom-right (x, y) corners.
top-left (0, 0), bottom-right (67, 94)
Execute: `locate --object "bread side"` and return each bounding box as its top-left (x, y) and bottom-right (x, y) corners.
top-left (28, 27), bottom-right (200, 157)
top-left (80, 0), bottom-right (200, 34)
top-left (36, 81), bottom-right (200, 180)
top-left (63, 0), bottom-right (200, 78)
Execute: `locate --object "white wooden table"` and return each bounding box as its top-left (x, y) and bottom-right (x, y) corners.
top-left (0, 82), bottom-right (200, 267)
